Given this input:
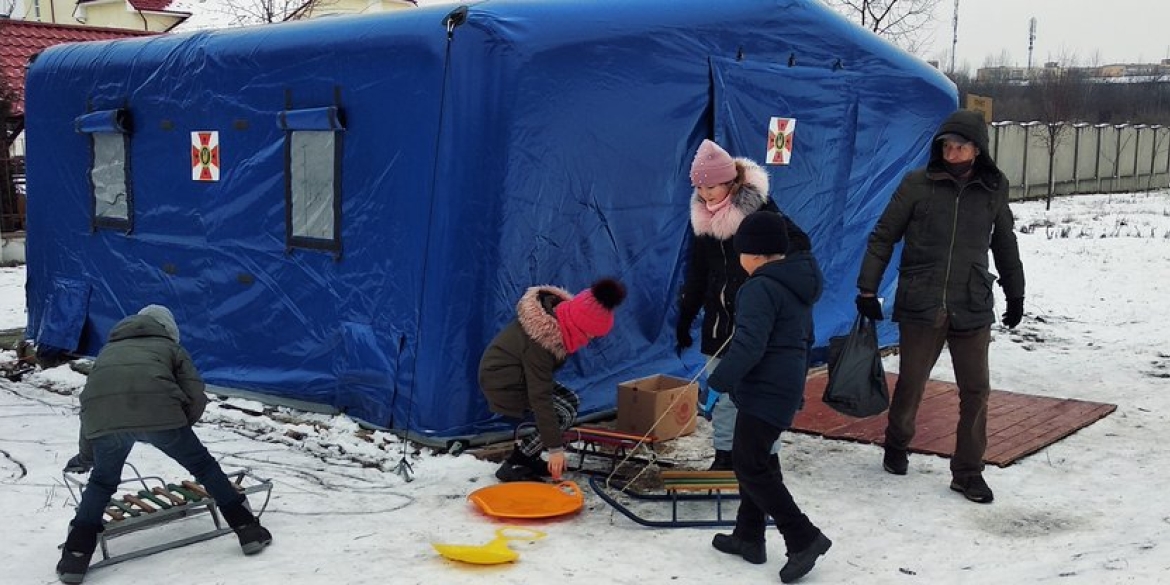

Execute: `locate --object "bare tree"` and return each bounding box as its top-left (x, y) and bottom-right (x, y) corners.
top-left (1031, 58), bottom-right (1091, 209)
top-left (822, 0), bottom-right (941, 54)
top-left (981, 50), bottom-right (1015, 69)
top-left (215, 0), bottom-right (344, 26)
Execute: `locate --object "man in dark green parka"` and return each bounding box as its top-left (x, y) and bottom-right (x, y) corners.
top-left (56, 305), bottom-right (273, 584)
top-left (855, 109), bottom-right (1026, 505)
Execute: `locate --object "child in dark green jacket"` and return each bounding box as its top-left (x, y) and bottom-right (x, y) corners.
top-left (57, 305), bottom-right (272, 584)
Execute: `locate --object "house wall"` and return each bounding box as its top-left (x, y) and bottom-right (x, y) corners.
top-left (308, 0), bottom-right (415, 18)
top-left (11, 0), bottom-right (81, 24)
top-left (74, 4), bottom-right (181, 32)
top-left (14, 0), bottom-right (81, 24)
top-left (12, 0), bottom-right (181, 31)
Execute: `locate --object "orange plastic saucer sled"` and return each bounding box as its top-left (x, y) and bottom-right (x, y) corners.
top-left (432, 527), bottom-right (547, 565)
top-left (467, 480), bottom-right (584, 519)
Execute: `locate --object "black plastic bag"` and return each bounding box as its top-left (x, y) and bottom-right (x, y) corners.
top-left (823, 315), bottom-right (889, 418)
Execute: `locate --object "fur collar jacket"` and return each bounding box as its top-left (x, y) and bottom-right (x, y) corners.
top-left (690, 157), bottom-right (771, 240)
top-left (515, 285), bottom-right (572, 361)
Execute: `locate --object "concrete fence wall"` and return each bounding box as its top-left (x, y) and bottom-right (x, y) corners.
top-left (988, 122), bottom-right (1170, 200)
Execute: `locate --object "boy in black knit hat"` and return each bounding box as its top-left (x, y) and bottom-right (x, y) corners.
top-left (707, 211), bottom-right (831, 583)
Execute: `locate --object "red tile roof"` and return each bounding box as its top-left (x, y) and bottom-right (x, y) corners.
top-left (0, 19), bottom-right (157, 116)
top-left (129, 0), bottom-right (179, 11)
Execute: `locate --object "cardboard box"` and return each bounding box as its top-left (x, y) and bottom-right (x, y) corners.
top-left (615, 374), bottom-right (698, 442)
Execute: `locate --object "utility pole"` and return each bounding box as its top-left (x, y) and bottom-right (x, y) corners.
top-left (950, 0), bottom-right (960, 73)
top-left (1028, 17), bottom-right (1037, 70)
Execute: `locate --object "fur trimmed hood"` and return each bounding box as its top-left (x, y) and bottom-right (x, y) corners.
top-left (690, 157), bottom-right (770, 240)
top-left (516, 285), bottom-right (572, 360)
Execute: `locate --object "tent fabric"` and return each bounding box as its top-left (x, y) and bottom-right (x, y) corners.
top-left (74, 109), bottom-right (130, 134)
top-left (279, 107), bottom-right (345, 131)
top-left (34, 277), bottom-right (91, 353)
top-left (22, 0), bottom-right (956, 445)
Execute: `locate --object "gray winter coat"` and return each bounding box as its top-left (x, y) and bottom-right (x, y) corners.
top-left (857, 110), bottom-right (1025, 329)
top-left (79, 311), bottom-right (206, 441)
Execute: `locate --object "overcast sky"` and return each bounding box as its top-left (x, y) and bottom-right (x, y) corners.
top-left (926, 0), bottom-right (1170, 70)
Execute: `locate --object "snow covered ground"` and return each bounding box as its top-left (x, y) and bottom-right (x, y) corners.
top-left (2, 190), bottom-right (1170, 584)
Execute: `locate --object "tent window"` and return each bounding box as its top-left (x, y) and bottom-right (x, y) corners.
top-left (289, 131), bottom-right (336, 241)
top-left (92, 134), bottom-right (130, 225)
top-left (76, 108), bottom-right (132, 231)
top-left (282, 106), bottom-right (343, 253)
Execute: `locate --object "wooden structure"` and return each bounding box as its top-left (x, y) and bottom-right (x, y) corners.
top-left (793, 371), bottom-right (1117, 467)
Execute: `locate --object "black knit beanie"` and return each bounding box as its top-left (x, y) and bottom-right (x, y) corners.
top-left (734, 211), bottom-right (789, 255)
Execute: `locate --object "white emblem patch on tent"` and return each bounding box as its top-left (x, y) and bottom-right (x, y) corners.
top-left (766, 117), bottom-right (795, 165)
top-left (191, 131), bottom-right (220, 181)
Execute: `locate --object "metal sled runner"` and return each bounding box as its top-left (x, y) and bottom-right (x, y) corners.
top-left (589, 470), bottom-right (743, 528)
top-left (63, 463), bottom-right (273, 569)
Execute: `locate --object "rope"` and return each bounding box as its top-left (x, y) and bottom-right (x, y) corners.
top-left (394, 13), bottom-right (462, 484)
top-left (600, 336), bottom-right (732, 515)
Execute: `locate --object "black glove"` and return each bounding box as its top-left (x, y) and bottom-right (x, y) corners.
top-left (855, 294), bottom-right (884, 321)
top-left (63, 453), bottom-right (92, 474)
top-left (1002, 297), bottom-right (1024, 328)
top-left (675, 320), bottom-right (694, 356)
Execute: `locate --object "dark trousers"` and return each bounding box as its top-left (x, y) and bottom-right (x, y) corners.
top-left (72, 426), bottom-right (245, 529)
top-left (731, 412), bottom-right (818, 552)
top-left (515, 383), bottom-right (579, 457)
top-left (885, 320), bottom-right (991, 479)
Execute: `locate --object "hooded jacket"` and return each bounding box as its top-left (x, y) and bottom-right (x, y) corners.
top-left (478, 285), bottom-right (572, 451)
top-left (857, 109), bottom-right (1025, 329)
top-left (707, 252), bottom-right (823, 430)
top-left (680, 157), bottom-right (812, 356)
top-left (80, 311), bottom-right (206, 440)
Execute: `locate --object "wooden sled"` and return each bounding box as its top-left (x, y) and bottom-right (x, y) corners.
top-left (62, 462), bottom-right (273, 569)
top-left (589, 470), bottom-right (744, 528)
top-left (561, 426), bottom-right (670, 477)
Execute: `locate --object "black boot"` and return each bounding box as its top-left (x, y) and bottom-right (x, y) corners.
top-left (711, 533), bottom-right (766, 564)
top-left (220, 501), bottom-right (273, 555)
top-left (496, 449), bottom-right (547, 482)
top-left (950, 474), bottom-right (994, 504)
top-left (515, 451), bottom-right (550, 478)
top-left (883, 447), bottom-right (908, 475)
top-left (779, 532), bottom-right (832, 583)
top-left (707, 450), bottom-right (734, 471)
top-left (57, 522), bottom-right (100, 584)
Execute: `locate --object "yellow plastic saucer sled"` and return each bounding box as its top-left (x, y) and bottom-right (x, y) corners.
top-left (432, 527), bottom-right (547, 565)
top-left (467, 480), bottom-right (583, 519)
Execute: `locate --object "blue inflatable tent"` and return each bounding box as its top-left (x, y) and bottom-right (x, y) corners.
top-left (23, 0), bottom-right (956, 445)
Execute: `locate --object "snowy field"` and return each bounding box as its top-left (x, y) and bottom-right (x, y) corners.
top-left (2, 190), bottom-right (1169, 584)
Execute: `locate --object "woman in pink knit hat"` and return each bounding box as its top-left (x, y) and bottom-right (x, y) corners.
top-left (677, 139), bottom-right (814, 470)
top-left (479, 278), bottom-right (626, 482)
